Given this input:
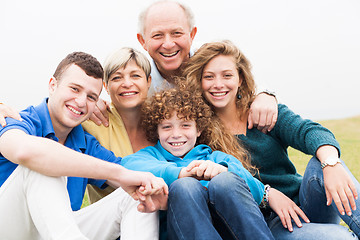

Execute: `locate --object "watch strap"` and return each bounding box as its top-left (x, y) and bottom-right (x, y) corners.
top-left (321, 158), bottom-right (341, 169)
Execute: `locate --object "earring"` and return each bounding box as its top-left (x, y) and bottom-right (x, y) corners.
top-left (237, 89), bottom-right (242, 99)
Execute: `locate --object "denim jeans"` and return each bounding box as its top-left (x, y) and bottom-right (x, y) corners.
top-left (167, 172), bottom-right (274, 240)
top-left (266, 157), bottom-right (359, 240)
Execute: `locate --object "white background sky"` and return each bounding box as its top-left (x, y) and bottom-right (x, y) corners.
top-left (1, 0), bottom-right (359, 120)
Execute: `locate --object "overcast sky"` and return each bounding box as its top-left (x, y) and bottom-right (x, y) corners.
top-left (1, 0), bottom-right (359, 120)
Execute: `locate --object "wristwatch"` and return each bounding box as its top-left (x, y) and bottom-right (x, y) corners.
top-left (321, 157), bottom-right (341, 169)
top-left (261, 89), bottom-right (277, 98)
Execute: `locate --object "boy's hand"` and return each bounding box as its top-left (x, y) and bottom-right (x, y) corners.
top-left (182, 160), bottom-right (228, 180)
top-left (137, 191), bottom-right (168, 213)
top-left (118, 170), bottom-right (168, 212)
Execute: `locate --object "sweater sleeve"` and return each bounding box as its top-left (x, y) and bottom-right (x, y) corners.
top-left (120, 147), bottom-right (183, 186)
top-left (271, 104), bottom-right (341, 156)
top-left (211, 151), bottom-right (265, 204)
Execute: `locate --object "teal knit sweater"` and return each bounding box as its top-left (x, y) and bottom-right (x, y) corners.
top-left (236, 104), bottom-right (340, 205)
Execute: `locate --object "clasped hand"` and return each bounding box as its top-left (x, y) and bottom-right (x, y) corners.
top-left (179, 160), bottom-right (228, 180)
top-left (120, 170), bottom-right (169, 213)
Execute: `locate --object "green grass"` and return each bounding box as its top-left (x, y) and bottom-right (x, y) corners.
top-left (81, 191), bottom-right (89, 208)
top-left (289, 115), bottom-right (360, 181)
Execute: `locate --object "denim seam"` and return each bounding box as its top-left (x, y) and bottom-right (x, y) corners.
top-left (168, 201), bottom-right (186, 240)
top-left (209, 200), bottom-right (239, 240)
top-left (302, 175), bottom-right (323, 210)
top-left (347, 213), bottom-right (360, 237)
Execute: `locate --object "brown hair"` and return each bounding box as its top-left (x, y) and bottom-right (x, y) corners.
top-left (184, 40), bottom-right (256, 116)
top-left (53, 52), bottom-right (104, 81)
top-left (141, 84), bottom-right (256, 174)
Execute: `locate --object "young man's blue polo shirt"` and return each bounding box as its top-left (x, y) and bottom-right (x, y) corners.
top-left (0, 98), bottom-right (122, 211)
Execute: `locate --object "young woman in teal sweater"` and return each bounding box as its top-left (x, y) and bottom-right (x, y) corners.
top-left (183, 40), bottom-right (359, 239)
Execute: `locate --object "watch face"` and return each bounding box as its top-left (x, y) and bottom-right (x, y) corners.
top-left (327, 158), bottom-right (338, 165)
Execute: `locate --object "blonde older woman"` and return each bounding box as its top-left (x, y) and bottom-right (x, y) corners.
top-left (82, 47), bottom-right (159, 240)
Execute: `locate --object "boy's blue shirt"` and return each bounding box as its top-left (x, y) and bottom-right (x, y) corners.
top-left (121, 141), bottom-right (265, 204)
top-left (0, 98), bottom-right (122, 211)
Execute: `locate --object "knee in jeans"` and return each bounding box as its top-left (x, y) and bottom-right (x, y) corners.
top-left (169, 177), bottom-right (203, 199)
top-left (303, 157), bottom-right (323, 179)
top-left (208, 172), bottom-right (248, 194)
top-left (302, 157), bottom-right (325, 191)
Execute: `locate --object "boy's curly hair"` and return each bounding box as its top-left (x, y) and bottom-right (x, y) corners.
top-left (141, 81), bottom-right (257, 174)
top-left (141, 87), bottom-right (212, 143)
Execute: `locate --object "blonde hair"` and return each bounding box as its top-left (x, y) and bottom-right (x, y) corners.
top-left (184, 40), bottom-right (256, 116)
top-left (103, 47), bottom-right (151, 85)
top-left (141, 84), bottom-right (256, 174)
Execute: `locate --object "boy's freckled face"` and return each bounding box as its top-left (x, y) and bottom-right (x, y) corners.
top-left (157, 113), bottom-right (200, 158)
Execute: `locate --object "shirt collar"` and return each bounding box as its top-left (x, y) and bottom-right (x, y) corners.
top-left (148, 47), bottom-right (195, 97)
top-left (33, 98), bottom-right (56, 139)
top-left (109, 103), bottom-right (123, 120)
top-left (154, 141), bottom-right (211, 161)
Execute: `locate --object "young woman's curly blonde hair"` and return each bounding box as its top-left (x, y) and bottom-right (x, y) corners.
top-left (141, 83), bottom-right (257, 174)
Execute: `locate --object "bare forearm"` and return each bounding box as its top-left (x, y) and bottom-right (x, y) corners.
top-left (316, 145), bottom-right (339, 163)
top-left (0, 129), bottom-right (124, 180)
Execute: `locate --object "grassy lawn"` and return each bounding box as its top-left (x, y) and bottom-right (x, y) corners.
top-left (289, 115), bottom-right (360, 182)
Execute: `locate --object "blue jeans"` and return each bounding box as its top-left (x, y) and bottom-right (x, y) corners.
top-left (167, 172), bottom-right (274, 240)
top-left (267, 157), bottom-right (359, 240)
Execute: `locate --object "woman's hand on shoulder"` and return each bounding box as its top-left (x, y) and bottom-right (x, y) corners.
top-left (268, 187), bottom-right (310, 232)
top-left (0, 103), bottom-right (22, 127)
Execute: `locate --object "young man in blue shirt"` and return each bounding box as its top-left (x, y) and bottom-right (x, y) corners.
top-left (0, 52), bottom-right (168, 240)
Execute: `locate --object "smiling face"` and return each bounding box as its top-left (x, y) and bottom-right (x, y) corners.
top-left (48, 64), bottom-right (102, 136)
top-left (157, 112), bottom-right (200, 158)
top-left (106, 59), bottom-right (151, 112)
top-left (137, 1), bottom-right (197, 78)
top-left (201, 55), bottom-right (242, 112)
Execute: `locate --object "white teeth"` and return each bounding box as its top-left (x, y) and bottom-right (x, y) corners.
top-left (68, 106), bottom-right (81, 115)
top-left (212, 92), bottom-right (226, 96)
top-left (161, 51), bottom-right (179, 57)
top-left (170, 142), bottom-right (185, 146)
top-left (121, 92), bottom-right (137, 96)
